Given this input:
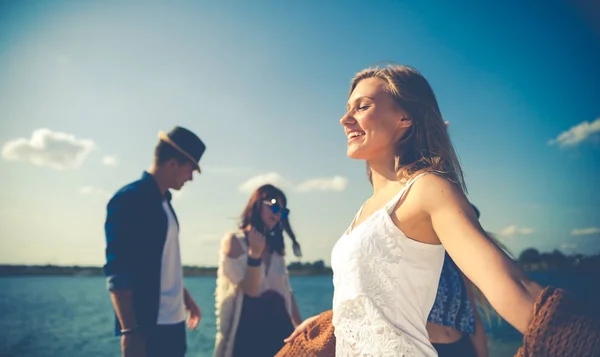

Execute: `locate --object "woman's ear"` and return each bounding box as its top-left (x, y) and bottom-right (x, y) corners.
top-left (398, 116), bottom-right (413, 129)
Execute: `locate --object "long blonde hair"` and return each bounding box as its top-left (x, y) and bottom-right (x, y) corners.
top-left (349, 65), bottom-right (466, 193)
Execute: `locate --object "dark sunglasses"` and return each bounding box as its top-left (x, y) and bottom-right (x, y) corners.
top-left (263, 199), bottom-right (290, 219)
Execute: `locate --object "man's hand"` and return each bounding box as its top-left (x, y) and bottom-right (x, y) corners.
top-left (121, 332), bottom-right (146, 357)
top-left (186, 299), bottom-right (201, 330)
top-left (183, 288), bottom-right (201, 330)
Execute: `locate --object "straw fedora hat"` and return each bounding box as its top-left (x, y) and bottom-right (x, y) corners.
top-left (158, 126), bottom-right (206, 172)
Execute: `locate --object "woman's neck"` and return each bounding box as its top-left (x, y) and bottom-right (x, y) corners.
top-left (368, 158), bottom-right (400, 194)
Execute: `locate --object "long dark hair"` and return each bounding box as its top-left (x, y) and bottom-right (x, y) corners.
top-left (239, 184), bottom-right (302, 257)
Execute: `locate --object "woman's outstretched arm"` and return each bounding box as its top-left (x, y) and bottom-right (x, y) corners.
top-left (416, 175), bottom-right (543, 334)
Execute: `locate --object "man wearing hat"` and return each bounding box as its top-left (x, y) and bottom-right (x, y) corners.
top-left (103, 126), bottom-right (206, 357)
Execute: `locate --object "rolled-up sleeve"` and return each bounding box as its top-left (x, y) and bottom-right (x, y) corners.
top-left (218, 232), bottom-right (248, 285)
top-left (103, 192), bottom-right (137, 291)
top-left (221, 255), bottom-right (247, 285)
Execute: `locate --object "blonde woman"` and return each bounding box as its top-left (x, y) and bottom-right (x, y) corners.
top-left (284, 65), bottom-right (543, 356)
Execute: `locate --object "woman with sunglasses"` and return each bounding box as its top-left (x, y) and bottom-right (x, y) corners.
top-left (214, 184), bottom-right (302, 357)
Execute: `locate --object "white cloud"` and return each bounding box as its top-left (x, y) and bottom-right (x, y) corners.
top-left (1, 128), bottom-right (95, 170)
top-left (548, 117), bottom-right (600, 147)
top-left (500, 225), bottom-right (535, 237)
top-left (102, 155), bottom-right (117, 166)
top-left (55, 54), bottom-right (72, 67)
top-left (238, 172), bottom-right (289, 193)
top-left (296, 176), bottom-right (348, 192)
top-left (560, 243), bottom-right (578, 251)
top-left (79, 186), bottom-right (109, 198)
top-left (571, 227), bottom-right (600, 236)
top-left (238, 173), bottom-right (349, 194)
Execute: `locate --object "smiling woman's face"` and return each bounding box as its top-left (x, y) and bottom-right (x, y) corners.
top-left (340, 77), bottom-right (412, 161)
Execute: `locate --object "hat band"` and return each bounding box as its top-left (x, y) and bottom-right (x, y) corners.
top-left (158, 132), bottom-right (201, 172)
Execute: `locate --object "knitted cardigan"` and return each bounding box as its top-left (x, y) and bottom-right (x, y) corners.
top-left (274, 310), bottom-right (336, 357)
top-left (275, 286), bottom-right (600, 357)
top-left (213, 231), bottom-right (294, 357)
top-left (213, 231), bottom-right (246, 357)
top-left (515, 286), bottom-right (600, 357)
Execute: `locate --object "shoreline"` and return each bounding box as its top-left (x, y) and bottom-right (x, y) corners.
top-left (0, 264), bottom-right (334, 277)
top-left (3, 249), bottom-right (597, 277)
top-left (1, 262), bottom-right (598, 277)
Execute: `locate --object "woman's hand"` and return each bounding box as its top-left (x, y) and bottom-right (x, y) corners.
top-left (283, 314), bottom-right (319, 343)
top-left (247, 226), bottom-right (266, 258)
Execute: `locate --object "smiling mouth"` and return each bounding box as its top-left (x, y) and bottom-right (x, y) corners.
top-left (347, 131), bottom-right (365, 140)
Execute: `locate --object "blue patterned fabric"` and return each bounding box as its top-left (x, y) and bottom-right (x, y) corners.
top-left (427, 253), bottom-right (476, 334)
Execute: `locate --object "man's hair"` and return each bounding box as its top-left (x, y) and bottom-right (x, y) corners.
top-left (154, 140), bottom-right (191, 165)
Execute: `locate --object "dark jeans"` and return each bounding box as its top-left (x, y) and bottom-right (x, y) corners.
top-left (432, 333), bottom-right (477, 357)
top-left (145, 321), bottom-right (186, 357)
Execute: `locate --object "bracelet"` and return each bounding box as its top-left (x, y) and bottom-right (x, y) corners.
top-left (247, 256), bottom-right (262, 267)
top-left (120, 326), bottom-right (139, 335)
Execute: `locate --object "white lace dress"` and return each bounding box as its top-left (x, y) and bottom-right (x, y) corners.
top-left (331, 173), bottom-right (446, 357)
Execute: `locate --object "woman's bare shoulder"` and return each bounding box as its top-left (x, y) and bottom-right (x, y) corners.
top-left (411, 173), bottom-right (465, 204)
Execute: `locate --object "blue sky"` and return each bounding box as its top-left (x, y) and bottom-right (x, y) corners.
top-left (0, 0), bottom-right (598, 266)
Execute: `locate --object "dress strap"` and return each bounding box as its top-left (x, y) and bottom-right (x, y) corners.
top-left (384, 171), bottom-right (443, 214)
top-left (345, 204), bottom-right (365, 234)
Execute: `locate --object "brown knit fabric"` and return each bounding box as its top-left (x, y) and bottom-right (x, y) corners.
top-left (274, 310), bottom-right (336, 357)
top-left (276, 287), bottom-right (600, 357)
top-left (515, 286), bottom-right (600, 357)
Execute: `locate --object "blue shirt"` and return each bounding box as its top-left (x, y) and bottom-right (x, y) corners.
top-left (427, 253), bottom-right (476, 334)
top-left (103, 171), bottom-right (177, 335)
